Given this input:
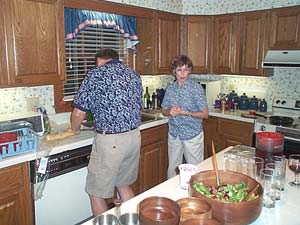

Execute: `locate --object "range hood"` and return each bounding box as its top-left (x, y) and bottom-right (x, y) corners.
top-left (262, 50), bottom-right (300, 68)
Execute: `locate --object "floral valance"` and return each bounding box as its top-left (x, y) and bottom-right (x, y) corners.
top-left (64, 8), bottom-right (139, 49)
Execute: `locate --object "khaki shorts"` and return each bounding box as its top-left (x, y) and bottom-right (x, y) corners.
top-left (85, 128), bottom-right (141, 198)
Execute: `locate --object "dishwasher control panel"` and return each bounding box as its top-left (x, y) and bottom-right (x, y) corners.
top-left (30, 145), bottom-right (91, 183)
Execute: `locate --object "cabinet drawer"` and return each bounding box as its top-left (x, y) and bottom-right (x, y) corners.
top-left (0, 163), bottom-right (25, 195)
top-left (141, 124), bottom-right (168, 147)
top-left (218, 118), bottom-right (254, 137)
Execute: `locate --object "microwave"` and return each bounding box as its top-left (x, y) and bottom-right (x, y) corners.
top-left (199, 80), bottom-right (221, 109)
top-left (0, 112), bottom-right (45, 136)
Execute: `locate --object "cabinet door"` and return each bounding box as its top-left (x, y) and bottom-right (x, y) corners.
top-left (203, 116), bottom-right (219, 159)
top-left (182, 16), bottom-right (212, 74)
top-left (213, 15), bottom-right (238, 74)
top-left (238, 11), bottom-right (267, 76)
top-left (155, 12), bottom-right (180, 74)
top-left (269, 6), bottom-right (300, 49)
top-left (139, 124), bottom-right (168, 193)
top-left (4, 0), bottom-right (65, 86)
top-left (136, 17), bottom-right (155, 75)
top-left (218, 118), bottom-right (254, 150)
top-left (0, 163), bottom-right (33, 225)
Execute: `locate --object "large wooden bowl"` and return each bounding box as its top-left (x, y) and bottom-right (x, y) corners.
top-left (138, 196), bottom-right (181, 225)
top-left (189, 170), bottom-right (263, 225)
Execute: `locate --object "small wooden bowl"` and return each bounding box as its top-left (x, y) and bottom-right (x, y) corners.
top-left (176, 197), bottom-right (212, 222)
top-left (181, 217), bottom-right (221, 225)
top-left (189, 170), bottom-right (263, 225)
top-left (138, 196), bottom-right (181, 225)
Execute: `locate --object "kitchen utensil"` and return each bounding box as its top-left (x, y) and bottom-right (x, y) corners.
top-left (92, 214), bottom-right (119, 225)
top-left (119, 212), bottom-right (140, 225)
top-left (211, 141), bottom-right (220, 187)
top-left (243, 184), bottom-right (260, 202)
top-left (176, 197), bottom-right (212, 222)
top-left (254, 113), bottom-right (294, 126)
top-left (190, 170), bottom-right (263, 225)
top-left (255, 132), bottom-right (284, 165)
top-left (239, 93), bottom-right (249, 110)
top-left (181, 217), bottom-right (221, 225)
top-left (259, 99), bottom-right (268, 112)
top-left (249, 96), bottom-right (258, 111)
top-left (138, 196), bottom-right (180, 225)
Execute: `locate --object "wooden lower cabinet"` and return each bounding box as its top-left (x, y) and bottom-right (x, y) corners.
top-left (131, 124), bottom-right (168, 195)
top-left (203, 116), bottom-right (254, 159)
top-left (0, 162), bottom-right (34, 225)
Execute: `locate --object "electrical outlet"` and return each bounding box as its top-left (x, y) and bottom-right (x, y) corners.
top-left (26, 97), bottom-right (40, 111)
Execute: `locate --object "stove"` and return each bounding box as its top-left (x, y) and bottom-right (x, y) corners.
top-left (254, 97), bottom-right (300, 157)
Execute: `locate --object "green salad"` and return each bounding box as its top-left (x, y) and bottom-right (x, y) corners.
top-left (193, 181), bottom-right (257, 202)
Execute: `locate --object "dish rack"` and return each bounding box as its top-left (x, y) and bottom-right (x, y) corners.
top-left (0, 127), bottom-right (38, 159)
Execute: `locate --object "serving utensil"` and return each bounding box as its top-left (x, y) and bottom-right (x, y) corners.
top-left (211, 141), bottom-right (220, 187)
top-left (243, 184), bottom-right (260, 202)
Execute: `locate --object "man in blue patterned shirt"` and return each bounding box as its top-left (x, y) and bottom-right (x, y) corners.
top-left (161, 55), bottom-right (209, 179)
top-left (68, 49), bottom-right (143, 215)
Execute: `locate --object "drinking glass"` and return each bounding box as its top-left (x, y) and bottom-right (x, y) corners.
top-left (259, 168), bottom-right (276, 208)
top-left (288, 154), bottom-right (300, 187)
top-left (247, 156), bottom-right (264, 180)
top-left (270, 155), bottom-right (287, 191)
top-left (266, 163), bottom-right (281, 200)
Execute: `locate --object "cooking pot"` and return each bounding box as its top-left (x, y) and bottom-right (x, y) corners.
top-left (255, 113), bottom-right (294, 126)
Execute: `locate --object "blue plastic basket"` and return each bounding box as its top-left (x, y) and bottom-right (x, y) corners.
top-left (0, 127), bottom-right (38, 159)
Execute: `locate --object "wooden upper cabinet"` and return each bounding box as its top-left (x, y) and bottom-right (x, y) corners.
top-left (212, 15), bottom-right (238, 74)
top-left (269, 6), bottom-right (300, 49)
top-left (3, 0), bottom-right (65, 86)
top-left (136, 16), bottom-right (155, 75)
top-left (181, 16), bottom-right (213, 74)
top-left (238, 11), bottom-right (268, 76)
top-left (155, 12), bottom-right (180, 74)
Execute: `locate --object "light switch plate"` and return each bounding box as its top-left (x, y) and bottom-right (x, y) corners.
top-left (26, 97), bottom-right (40, 111)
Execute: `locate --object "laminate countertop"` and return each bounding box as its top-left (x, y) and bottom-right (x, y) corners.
top-left (0, 109), bottom-right (257, 170)
top-left (81, 147), bottom-right (300, 225)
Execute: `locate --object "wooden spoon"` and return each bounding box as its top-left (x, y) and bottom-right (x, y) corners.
top-left (243, 184), bottom-right (260, 202)
top-left (211, 141), bottom-right (220, 187)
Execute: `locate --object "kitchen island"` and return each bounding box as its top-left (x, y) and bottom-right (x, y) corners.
top-left (82, 147), bottom-right (300, 225)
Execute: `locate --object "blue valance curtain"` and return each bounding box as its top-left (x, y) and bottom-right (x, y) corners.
top-left (64, 8), bottom-right (139, 49)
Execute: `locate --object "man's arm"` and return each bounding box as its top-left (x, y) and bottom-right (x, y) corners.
top-left (69, 108), bottom-right (86, 134)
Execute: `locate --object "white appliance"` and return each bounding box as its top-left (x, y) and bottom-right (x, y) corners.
top-left (254, 97), bottom-right (300, 157)
top-left (262, 50), bottom-right (300, 68)
top-left (199, 80), bottom-right (221, 109)
top-left (31, 146), bottom-right (93, 225)
top-left (0, 112), bottom-right (44, 136)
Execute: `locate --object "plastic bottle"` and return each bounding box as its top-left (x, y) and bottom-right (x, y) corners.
top-left (143, 87), bottom-right (150, 109)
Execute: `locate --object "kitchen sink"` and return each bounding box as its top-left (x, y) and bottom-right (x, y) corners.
top-left (141, 113), bottom-right (158, 123)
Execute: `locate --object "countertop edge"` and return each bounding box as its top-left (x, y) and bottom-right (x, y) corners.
top-left (0, 119), bottom-right (169, 169)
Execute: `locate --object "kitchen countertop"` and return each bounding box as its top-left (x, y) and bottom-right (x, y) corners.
top-left (0, 108), bottom-right (257, 170)
top-left (81, 147), bottom-right (300, 225)
top-left (0, 114), bottom-right (168, 169)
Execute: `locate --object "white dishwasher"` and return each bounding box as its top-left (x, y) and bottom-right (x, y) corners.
top-left (30, 146), bottom-right (93, 225)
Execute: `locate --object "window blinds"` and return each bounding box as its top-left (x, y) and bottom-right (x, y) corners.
top-left (64, 26), bottom-right (128, 101)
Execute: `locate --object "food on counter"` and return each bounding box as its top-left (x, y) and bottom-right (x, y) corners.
top-left (193, 181), bottom-right (258, 202)
top-left (44, 132), bottom-right (75, 142)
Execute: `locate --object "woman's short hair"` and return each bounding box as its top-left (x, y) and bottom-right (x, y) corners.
top-left (169, 55), bottom-right (193, 73)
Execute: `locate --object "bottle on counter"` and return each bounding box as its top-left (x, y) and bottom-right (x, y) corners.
top-left (151, 92), bottom-right (159, 109)
top-left (143, 87), bottom-right (150, 109)
top-left (259, 99), bottom-right (268, 112)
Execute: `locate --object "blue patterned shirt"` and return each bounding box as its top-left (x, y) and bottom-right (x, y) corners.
top-left (73, 59), bottom-right (143, 133)
top-left (161, 78), bottom-right (208, 140)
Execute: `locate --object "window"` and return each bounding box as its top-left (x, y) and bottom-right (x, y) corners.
top-left (63, 26), bottom-right (129, 101)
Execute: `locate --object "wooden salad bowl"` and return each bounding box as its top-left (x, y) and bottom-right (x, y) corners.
top-left (189, 170), bottom-right (263, 225)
